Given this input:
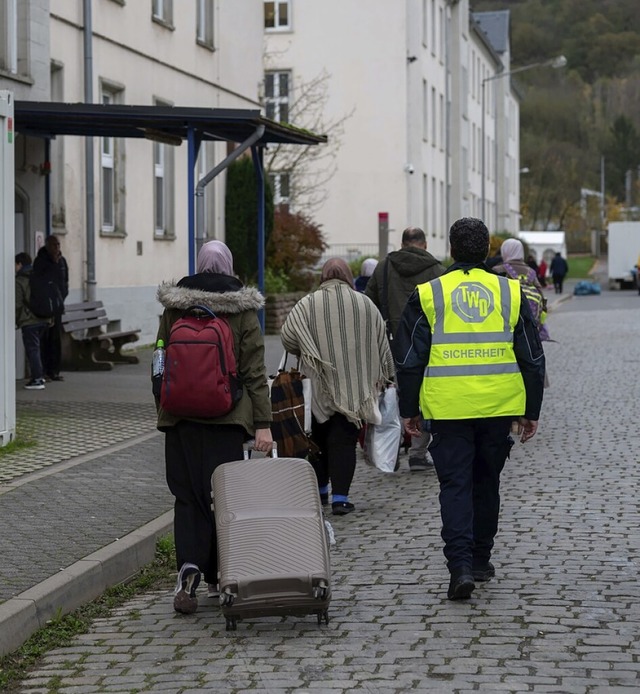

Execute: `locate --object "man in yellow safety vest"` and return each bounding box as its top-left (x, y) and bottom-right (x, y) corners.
top-left (393, 217), bottom-right (545, 600)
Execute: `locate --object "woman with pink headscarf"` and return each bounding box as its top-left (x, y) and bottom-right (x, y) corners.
top-left (154, 240), bottom-right (273, 615)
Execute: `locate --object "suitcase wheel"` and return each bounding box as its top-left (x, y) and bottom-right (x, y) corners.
top-left (313, 583), bottom-right (328, 600)
top-left (220, 590), bottom-right (234, 607)
top-left (316, 609), bottom-right (329, 626)
top-left (225, 616), bottom-right (238, 631)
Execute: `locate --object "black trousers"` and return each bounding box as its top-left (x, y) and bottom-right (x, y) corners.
top-left (41, 315), bottom-right (63, 377)
top-left (310, 413), bottom-right (359, 497)
top-left (165, 421), bottom-right (244, 584)
top-left (429, 417), bottom-right (513, 573)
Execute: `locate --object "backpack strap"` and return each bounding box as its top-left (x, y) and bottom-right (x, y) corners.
top-left (185, 305), bottom-right (217, 318)
top-left (380, 258), bottom-right (392, 340)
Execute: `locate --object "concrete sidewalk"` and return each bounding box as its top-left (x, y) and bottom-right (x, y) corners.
top-left (0, 287), bottom-right (576, 658)
top-left (0, 335), bottom-right (287, 656)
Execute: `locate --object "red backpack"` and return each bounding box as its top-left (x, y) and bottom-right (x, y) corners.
top-left (160, 306), bottom-right (242, 418)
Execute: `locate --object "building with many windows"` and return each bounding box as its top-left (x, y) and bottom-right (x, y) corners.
top-left (1, 0), bottom-right (264, 352)
top-left (263, 0), bottom-right (521, 260)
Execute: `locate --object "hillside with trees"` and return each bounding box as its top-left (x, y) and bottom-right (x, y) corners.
top-left (472, 0), bottom-right (640, 248)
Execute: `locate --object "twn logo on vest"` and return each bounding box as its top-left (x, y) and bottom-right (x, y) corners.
top-left (451, 283), bottom-right (494, 322)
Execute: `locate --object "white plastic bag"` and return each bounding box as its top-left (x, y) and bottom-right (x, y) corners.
top-left (363, 386), bottom-right (402, 473)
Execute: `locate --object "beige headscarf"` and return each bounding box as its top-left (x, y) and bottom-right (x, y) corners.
top-left (320, 258), bottom-right (354, 286)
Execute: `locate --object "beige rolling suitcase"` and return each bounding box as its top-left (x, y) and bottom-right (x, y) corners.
top-left (211, 449), bottom-right (331, 631)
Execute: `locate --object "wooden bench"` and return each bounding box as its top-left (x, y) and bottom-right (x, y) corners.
top-left (60, 301), bottom-right (141, 371)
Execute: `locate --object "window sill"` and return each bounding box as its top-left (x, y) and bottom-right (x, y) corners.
top-left (196, 39), bottom-right (215, 52)
top-left (152, 16), bottom-right (175, 30)
top-left (154, 233), bottom-right (176, 241)
top-left (264, 27), bottom-right (293, 34)
top-left (100, 229), bottom-right (127, 239)
top-left (0, 70), bottom-right (34, 86)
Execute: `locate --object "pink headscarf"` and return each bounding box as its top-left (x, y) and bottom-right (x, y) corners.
top-left (196, 240), bottom-right (234, 276)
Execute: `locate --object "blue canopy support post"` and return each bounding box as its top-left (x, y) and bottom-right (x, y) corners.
top-left (252, 144), bottom-right (266, 333)
top-left (187, 127), bottom-right (202, 275)
top-left (44, 138), bottom-right (51, 237)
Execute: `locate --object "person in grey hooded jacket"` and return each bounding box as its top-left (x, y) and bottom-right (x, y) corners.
top-left (365, 227), bottom-right (446, 471)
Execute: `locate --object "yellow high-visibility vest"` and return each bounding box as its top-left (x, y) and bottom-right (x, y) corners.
top-left (417, 269), bottom-right (526, 419)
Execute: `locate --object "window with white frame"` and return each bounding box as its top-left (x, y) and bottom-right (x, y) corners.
top-left (439, 93), bottom-right (444, 150)
top-left (197, 144), bottom-right (215, 238)
top-left (431, 87), bottom-right (437, 145)
top-left (101, 92), bottom-right (116, 232)
top-left (100, 86), bottom-right (126, 234)
top-left (430, 0), bottom-right (436, 55)
top-left (0, 0), bottom-right (18, 74)
top-left (431, 177), bottom-right (437, 237)
top-left (264, 1), bottom-right (290, 30)
top-left (269, 172), bottom-right (290, 209)
top-left (50, 62), bottom-right (66, 228)
top-left (422, 80), bottom-right (428, 141)
top-left (422, 0), bottom-right (427, 47)
top-left (264, 71), bottom-right (290, 123)
top-left (423, 174), bottom-right (429, 234)
top-left (152, 0), bottom-right (173, 25)
top-left (197, 0), bottom-right (214, 48)
top-left (153, 101), bottom-right (175, 238)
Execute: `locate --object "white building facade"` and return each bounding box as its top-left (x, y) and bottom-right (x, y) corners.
top-left (1, 0), bottom-right (265, 349)
top-left (263, 0), bottom-right (521, 261)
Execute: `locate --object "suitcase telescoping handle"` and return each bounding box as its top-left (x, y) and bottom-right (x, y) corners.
top-left (244, 440), bottom-right (278, 460)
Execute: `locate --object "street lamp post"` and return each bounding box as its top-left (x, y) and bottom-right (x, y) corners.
top-left (480, 55), bottom-right (567, 224)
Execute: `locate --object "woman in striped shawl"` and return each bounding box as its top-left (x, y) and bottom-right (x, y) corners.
top-left (281, 258), bottom-right (395, 515)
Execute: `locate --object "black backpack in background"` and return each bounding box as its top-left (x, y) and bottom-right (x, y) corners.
top-left (29, 269), bottom-right (64, 318)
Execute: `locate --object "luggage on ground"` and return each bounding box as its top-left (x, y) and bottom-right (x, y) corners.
top-left (211, 449), bottom-right (331, 631)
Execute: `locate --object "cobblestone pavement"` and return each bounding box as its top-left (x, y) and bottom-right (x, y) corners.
top-left (14, 292), bottom-right (640, 693)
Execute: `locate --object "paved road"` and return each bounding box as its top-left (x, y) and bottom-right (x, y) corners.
top-left (11, 288), bottom-right (640, 693)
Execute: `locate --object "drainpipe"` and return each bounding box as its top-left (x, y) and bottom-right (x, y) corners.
top-left (83, 0), bottom-right (96, 301)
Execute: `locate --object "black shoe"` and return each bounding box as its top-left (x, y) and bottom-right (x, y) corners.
top-left (332, 501), bottom-right (355, 516)
top-left (447, 571), bottom-right (475, 600)
top-left (472, 562), bottom-right (495, 582)
top-left (320, 493), bottom-right (329, 506)
top-left (48, 374), bottom-right (64, 382)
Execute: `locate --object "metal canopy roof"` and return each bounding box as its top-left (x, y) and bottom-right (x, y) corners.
top-left (14, 101), bottom-right (327, 146)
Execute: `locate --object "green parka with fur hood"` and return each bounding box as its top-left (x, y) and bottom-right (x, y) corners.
top-left (154, 272), bottom-right (272, 435)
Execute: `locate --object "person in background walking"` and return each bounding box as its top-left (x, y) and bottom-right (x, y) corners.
top-left (15, 253), bottom-right (52, 390)
top-left (549, 252), bottom-right (569, 294)
top-left (33, 235), bottom-right (69, 381)
top-left (354, 257), bottom-right (378, 292)
top-left (281, 258), bottom-right (395, 516)
top-left (365, 227), bottom-right (446, 471)
top-left (154, 240), bottom-right (273, 615)
top-left (537, 258), bottom-right (548, 287)
top-left (393, 217), bottom-right (545, 601)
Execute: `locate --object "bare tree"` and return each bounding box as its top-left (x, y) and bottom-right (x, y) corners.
top-left (262, 58), bottom-right (354, 216)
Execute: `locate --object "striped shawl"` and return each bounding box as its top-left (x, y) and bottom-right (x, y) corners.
top-left (281, 279), bottom-right (395, 427)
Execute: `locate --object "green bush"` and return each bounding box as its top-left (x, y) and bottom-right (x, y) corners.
top-left (225, 157), bottom-right (274, 283)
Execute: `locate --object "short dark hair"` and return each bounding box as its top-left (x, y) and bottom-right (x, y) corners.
top-left (401, 227), bottom-right (426, 247)
top-left (448, 217), bottom-right (490, 264)
top-left (15, 252), bottom-right (32, 266)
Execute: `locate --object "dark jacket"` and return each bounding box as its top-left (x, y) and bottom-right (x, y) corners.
top-left (365, 246), bottom-right (445, 337)
top-left (550, 254), bottom-right (568, 277)
top-left (155, 273), bottom-right (272, 434)
top-left (15, 266), bottom-right (53, 329)
top-left (392, 262), bottom-right (545, 422)
top-left (33, 246), bottom-right (69, 303)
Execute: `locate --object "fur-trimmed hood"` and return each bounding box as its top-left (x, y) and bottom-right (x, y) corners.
top-left (157, 279), bottom-right (264, 315)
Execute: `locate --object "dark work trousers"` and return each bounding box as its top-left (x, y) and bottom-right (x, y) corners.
top-left (552, 275), bottom-right (564, 294)
top-left (428, 417), bottom-right (513, 574)
top-left (22, 323), bottom-right (48, 380)
top-left (41, 314), bottom-right (63, 377)
top-left (310, 413), bottom-right (359, 497)
top-left (165, 421), bottom-right (244, 585)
